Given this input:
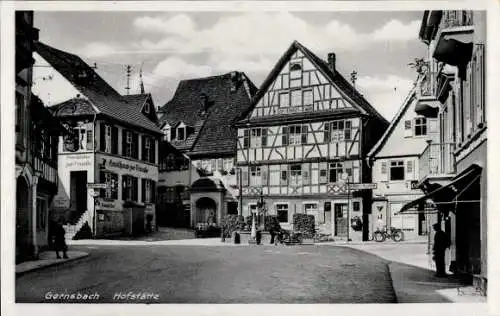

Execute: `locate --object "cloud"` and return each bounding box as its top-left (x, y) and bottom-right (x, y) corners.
top-left (134, 14), bottom-right (196, 37)
top-left (152, 57), bottom-right (213, 78)
top-left (356, 75), bottom-right (416, 120)
top-left (372, 19), bottom-right (420, 41)
top-left (80, 42), bottom-right (123, 58)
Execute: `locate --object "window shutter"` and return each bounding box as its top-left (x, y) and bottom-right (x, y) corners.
top-left (261, 128), bottom-right (268, 147)
top-left (122, 176), bottom-right (127, 200)
top-left (282, 126), bottom-right (288, 145)
top-left (407, 160), bottom-right (413, 174)
top-left (142, 135), bottom-right (147, 161)
top-left (381, 161), bottom-right (387, 174)
top-left (243, 130), bottom-right (249, 148)
top-left (100, 123), bottom-right (106, 151)
top-left (141, 179), bottom-right (146, 203)
top-left (404, 120), bottom-right (413, 137)
top-left (151, 139), bottom-right (156, 164)
top-left (99, 171), bottom-right (105, 197)
top-left (242, 170), bottom-right (248, 185)
top-left (134, 133), bottom-right (139, 159)
top-left (133, 177), bottom-right (138, 201)
top-left (111, 126), bottom-right (118, 154)
top-left (324, 123), bottom-right (330, 143)
top-left (301, 125), bottom-right (308, 144)
top-left (262, 167), bottom-right (268, 185)
top-left (122, 130), bottom-right (127, 156)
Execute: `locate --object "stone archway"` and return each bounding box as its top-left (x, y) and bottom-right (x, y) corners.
top-left (195, 197), bottom-right (217, 225)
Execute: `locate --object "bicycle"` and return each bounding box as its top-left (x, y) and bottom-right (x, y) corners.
top-left (373, 227), bottom-right (404, 242)
top-left (276, 229), bottom-right (303, 245)
top-left (313, 229), bottom-right (332, 243)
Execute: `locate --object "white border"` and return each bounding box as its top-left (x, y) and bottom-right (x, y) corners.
top-left (1, 1), bottom-right (499, 316)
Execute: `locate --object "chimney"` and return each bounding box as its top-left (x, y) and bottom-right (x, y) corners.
top-left (327, 53), bottom-right (336, 73)
top-left (230, 71), bottom-right (240, 92)
top-left (200, 93), bottom-right (209, 112)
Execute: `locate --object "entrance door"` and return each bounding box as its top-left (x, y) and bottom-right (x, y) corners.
top-left (334, 203), bottom-right (347, 237)
top-left (324, 202), bottom-right (332, 232)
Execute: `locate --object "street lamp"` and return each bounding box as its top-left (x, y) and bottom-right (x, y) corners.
top-left (341, 172), bottom-right (351, 242)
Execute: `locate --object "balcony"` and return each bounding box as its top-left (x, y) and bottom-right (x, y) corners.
top-left (418, 142), bottom-right (456, 186)
top-left (433, 11), bottom-right (474, 68)
top-left (415, 67), bottom-right (440, 118)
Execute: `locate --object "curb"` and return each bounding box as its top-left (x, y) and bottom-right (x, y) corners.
top-left (16, 253), bottom-right (89, 276)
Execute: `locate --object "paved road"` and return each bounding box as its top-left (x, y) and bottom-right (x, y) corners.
top-left (16, 245), bottom-right (396, 303)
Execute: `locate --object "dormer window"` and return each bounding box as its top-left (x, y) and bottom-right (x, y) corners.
top-left (177, 126), bottom-right (185, 141)
top-left (162, 123), bottom-right (171, 141)
top-left (144, 102), bottom-right (150, 114)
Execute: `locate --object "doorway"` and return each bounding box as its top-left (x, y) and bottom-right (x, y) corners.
top-left (334, 203), bottom-right (348, 237)
top-left (70, 171), bottom-right (87, 223)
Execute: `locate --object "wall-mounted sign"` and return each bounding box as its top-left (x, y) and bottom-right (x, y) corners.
top-left (95, 198), bottom-right (118, 211)
top-left (100, 158), bottom-right (150, 174)
top-left (53, 196), bottom-right (70, 209)
top-left (65, 154), bottom-right (92, 168)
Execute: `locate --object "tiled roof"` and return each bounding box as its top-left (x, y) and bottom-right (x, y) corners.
top-left (237, 41), bottom-right (389, 125)
top-left (35, 42), bottom-right (162, 135)
top-left (50, 97), bottom-right (97, 117)
top-left (122, 93), bottom-right (149, 110)
top-left (158, 72), bottom-right (255, 156)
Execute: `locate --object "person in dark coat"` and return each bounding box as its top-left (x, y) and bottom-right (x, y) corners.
top-left (432, 223), bottom-right (450, 277)
top-left (51, 217), bottom-right (69, 259)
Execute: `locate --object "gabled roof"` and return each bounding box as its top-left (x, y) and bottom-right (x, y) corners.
top-left (367, 86), bottom-right (417, 159)
top-left (158, 72), bottom-right (256, 156)
top-left (237, 40), bottom-right (388, 125)
top-left (122, 93), bottom-right (159, 124)
top-left (50, 97), bottom-right (97, 117)
top-left (35, 42), bottom-right (162, 135)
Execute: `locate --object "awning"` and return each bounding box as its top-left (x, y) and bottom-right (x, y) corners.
top-left (399, 164), bottom-right (482, 214)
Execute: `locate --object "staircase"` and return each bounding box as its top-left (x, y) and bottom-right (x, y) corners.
top-left (64, 210), bottom-right (92, 240)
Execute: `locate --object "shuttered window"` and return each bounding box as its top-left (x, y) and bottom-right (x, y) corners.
top-left (381, 161), bottom-right (387, 174)
top-left (243, 129), bottom-right (250, 148)
top-left (404, 120), bottom-right (413, 138)
top-left (262, 128), bottom-right (268, 147)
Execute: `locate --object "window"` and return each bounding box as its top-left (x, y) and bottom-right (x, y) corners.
top-left (250, 166), bottom-right (261, 186)
top-left (243, 129), bottom-right (250, 148)
top-left (15, 92), bottom-right (24, 145)
top-left (331, 121), bottom-right (345, 142)
top-left (329, 163), bottom-right (343, 183)
top-left (390, 161), bottom-right (405, 181)
top-left (288, 125), bottom-right (302, 145)
top-left (353, 201), bottom-right (360, 212)
top-left (125, 131), bottom-right (133, 157)
top-left (143, 137), bottom-right (151, 162)
top-left (407, 160), bottom-right (413, 174)
top-left (177, 127), bottom-right (185, 141)
top-left (105, 125), bottom-right (112, 153)
top-left (144, 102), bottom-right (150, 114)
top-left (142, 179), bottom-right (155, 203)
top-left (414, 117), bottom-right (427, 136)
top-left (304, 203), bottom-right (319, 223)
top-left (100, 171), bottom-right (118, 199)
top-left (344, 120), bottom-right (352, 141)
top-left (86, 130), bottom-right (93, 150)
top-left (381, 161), bottom-right (387, 174)
top-left (290, 62), bottom-right (302, 87)
top-left (282, 74), bottom-right (289, 89)
top-left (279, 92), bottom-right (289, 107)
top-left (280, 169), bottom-right (288, 185)
top-left (303, 90), bottom-right (313, 106)
top-left (290, 164), bottom-right (302, 186)
top-left (251, 128), bottom-right (261, 148)
top-left (36, 197), bottom-right (47, 230)
top-left (404, 120), bottom-right (413, 138)
top-left (276, 204), bottom-right (289, 223)
top-left (291, 90), bottom-right (302, 106)
top-left (122, 175), bottom-right (138, 201)
top-left (319, 162), bottom-right (328, 184)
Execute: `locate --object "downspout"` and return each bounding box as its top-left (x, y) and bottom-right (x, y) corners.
top-left (92, 113), bottom-right (97, 237)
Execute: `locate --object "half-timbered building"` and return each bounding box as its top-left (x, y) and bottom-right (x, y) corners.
top-left (235, 41), bottom-right (389, 241)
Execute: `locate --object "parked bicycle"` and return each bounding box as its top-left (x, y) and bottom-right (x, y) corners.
top-left (275, 229), bottom-right (303, 245)
top-left (371, 227), bottom-right (404, 242)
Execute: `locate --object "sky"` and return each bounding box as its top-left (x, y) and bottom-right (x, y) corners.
top-left (33, 11), bottom-right (428, 121)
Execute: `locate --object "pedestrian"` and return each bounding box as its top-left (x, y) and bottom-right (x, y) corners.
top-left (432, 223), bottom-right (450, 277)
top-left (52, 216), bottom-right (69, 259)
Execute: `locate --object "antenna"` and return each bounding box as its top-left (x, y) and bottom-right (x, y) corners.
top-left (125, 65), bottom-right (132, 95)
top-left (350, 70), bottom-right (358, 88)
top-left (139, 62), bottom-right (145, 94)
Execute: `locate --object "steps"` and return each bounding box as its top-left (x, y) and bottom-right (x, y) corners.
top-left (64, 210), bottom-right (92, 240)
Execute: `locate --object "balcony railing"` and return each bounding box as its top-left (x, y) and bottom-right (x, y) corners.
top-left (440, 10), bottom-right (474, 29)
top-left (419, 142), bottom-right (456, 180)
top-left (419, 71), bottom-right (438, 98)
